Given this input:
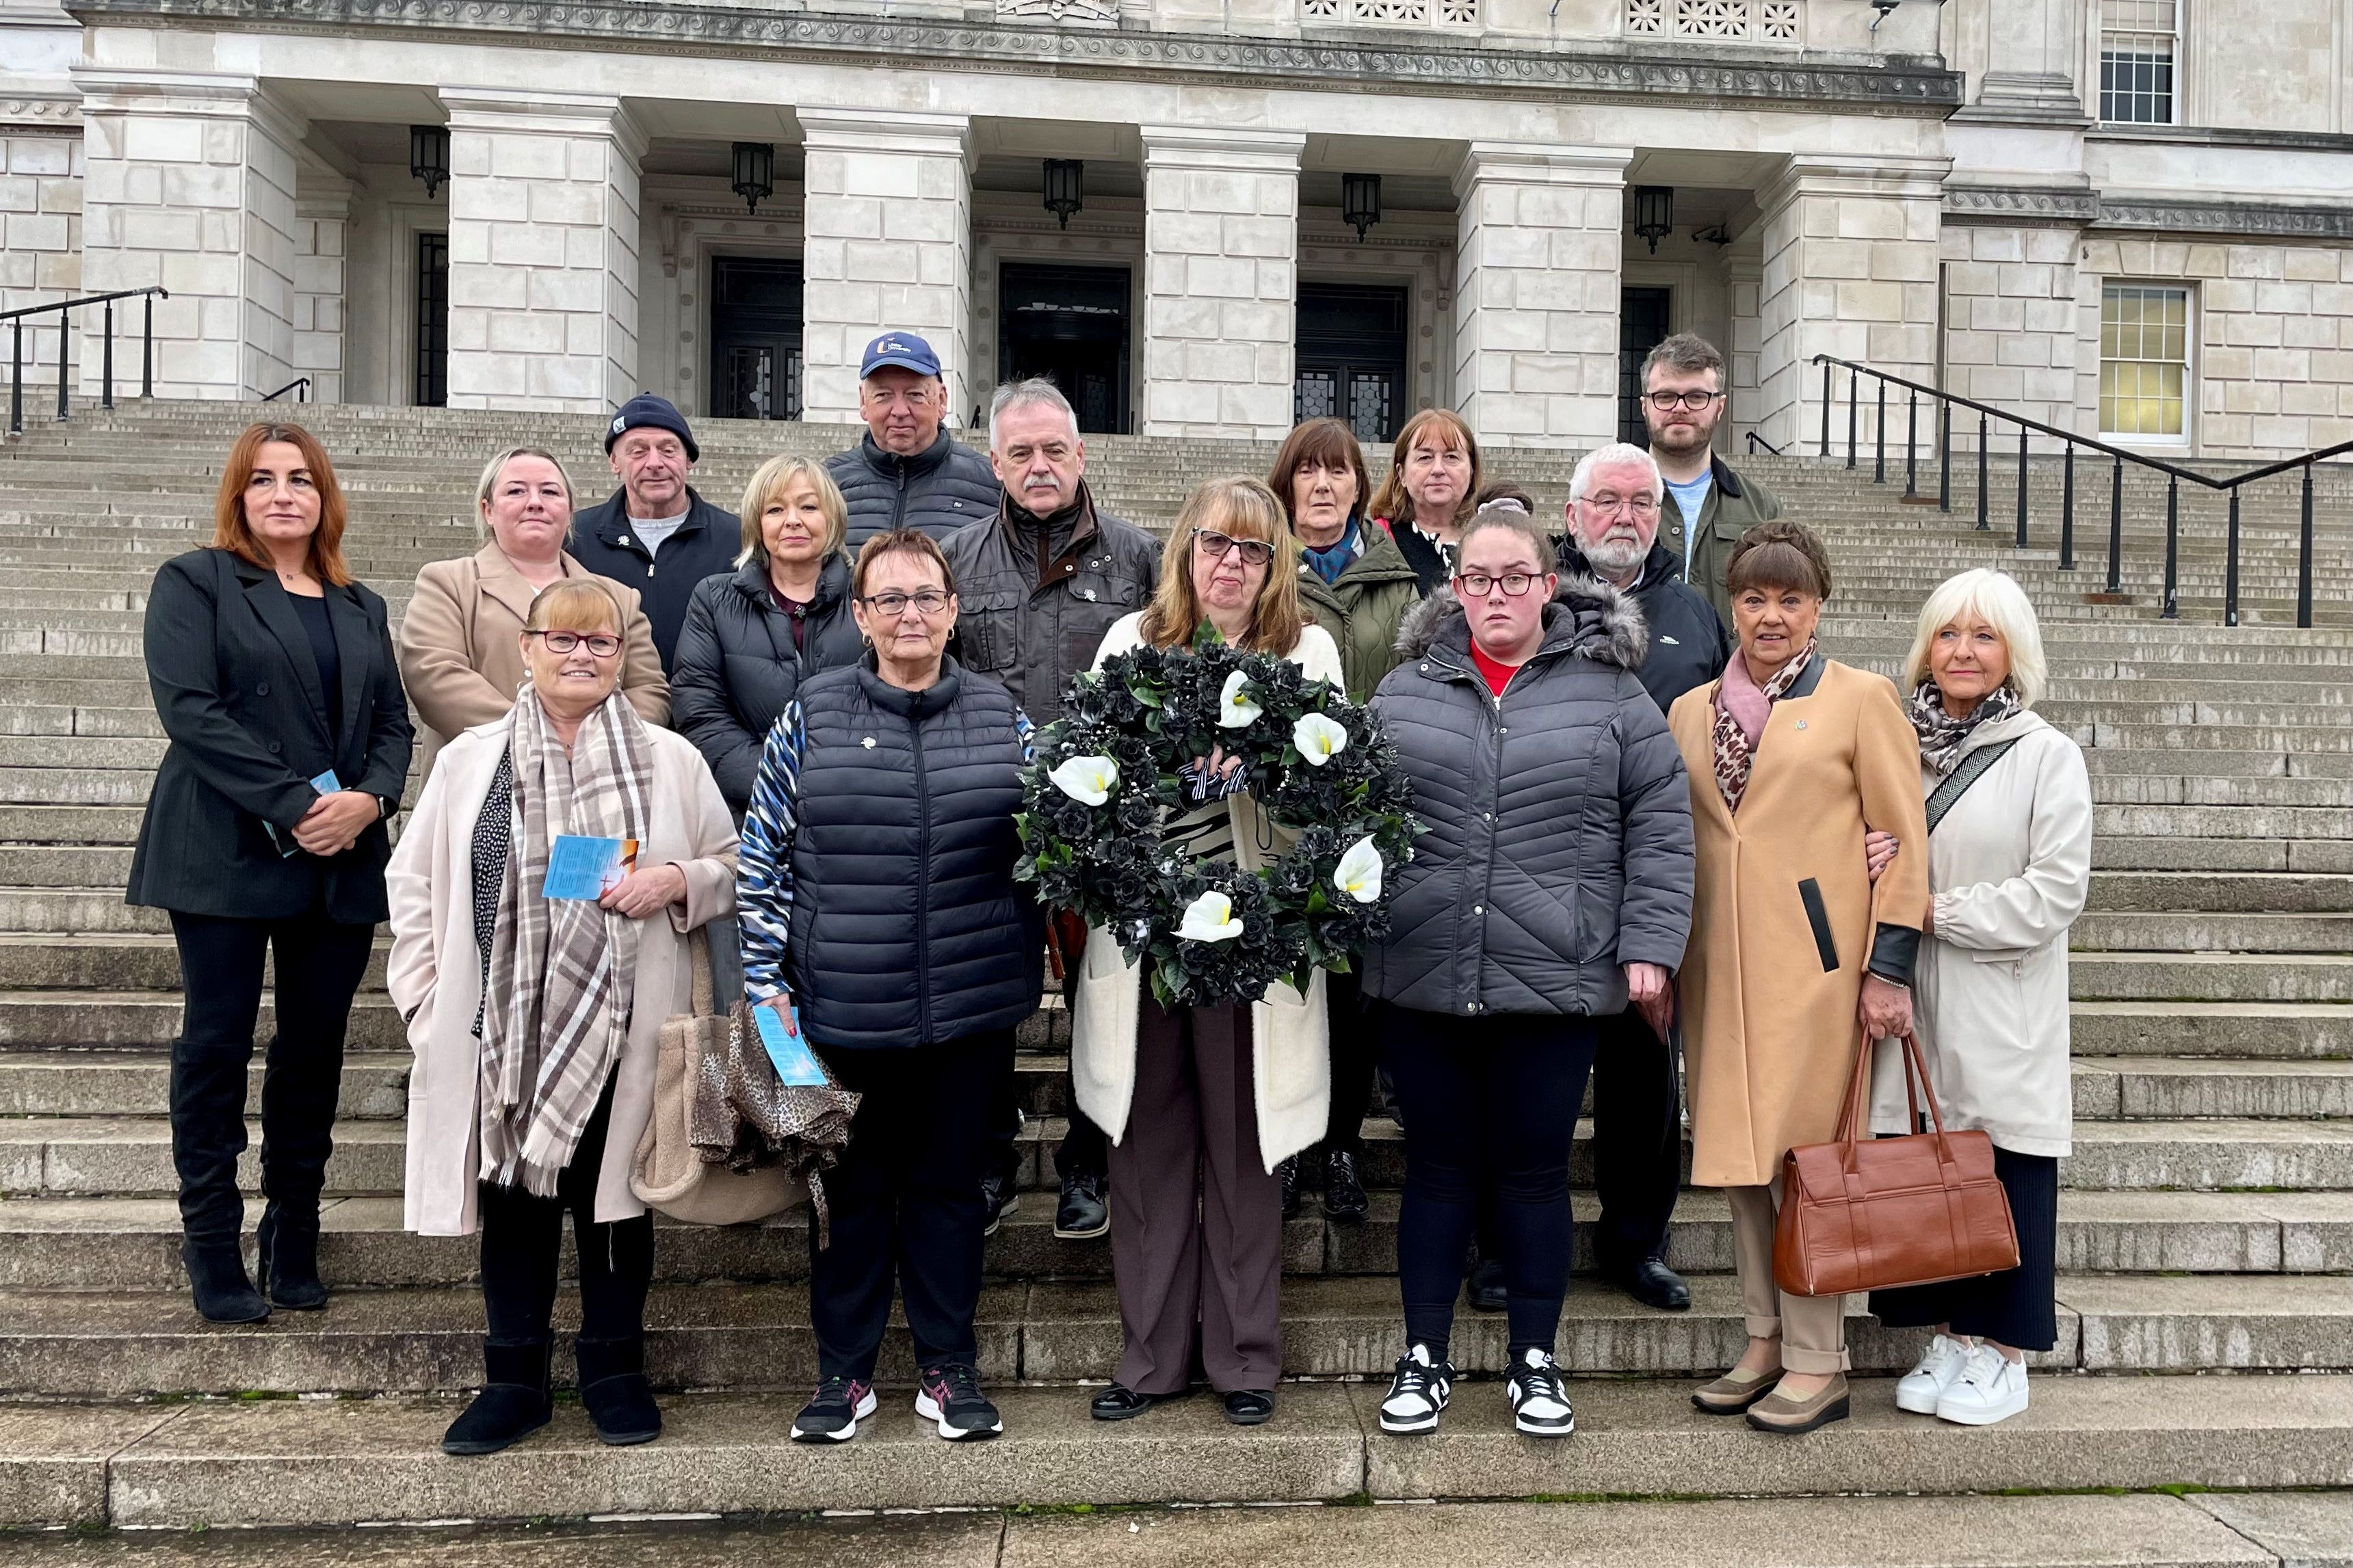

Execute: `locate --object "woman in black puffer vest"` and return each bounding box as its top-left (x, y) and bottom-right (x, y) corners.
top-left (672, 457), bottom-right (866, 813)
top-left (1363, 504), bottom-right (1694, 1442)
top-left (737, 529), bottom-right (1042, 1448)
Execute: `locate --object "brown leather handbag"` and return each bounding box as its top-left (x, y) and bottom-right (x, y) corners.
top-left (1774, 1029), bottom-right (2021, 1298)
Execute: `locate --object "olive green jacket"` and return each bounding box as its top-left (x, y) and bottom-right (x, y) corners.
top-left (1658, 453), bottom-right (1783, 626)
top-left (1297, 523), bottom-right (1425, 703)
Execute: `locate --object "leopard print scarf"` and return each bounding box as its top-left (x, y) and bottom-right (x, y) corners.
top-left (1710, 639), bottom-right (1817, 815)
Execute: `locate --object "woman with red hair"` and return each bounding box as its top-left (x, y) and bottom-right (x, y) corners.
top-left (128, 422), bottom-right (413, 1325)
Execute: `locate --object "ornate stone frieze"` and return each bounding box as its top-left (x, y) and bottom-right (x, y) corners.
top-left (58, 0), bottom-right (1966, 111)
top-left (1948, 183), bottom-right (2353, 240)
top-left (995, 0), bottom-right (1117, 23)
top-left (0, 94), bottom-right (82, 129)
top-left (1941, 184), bottom-right (2100, 224)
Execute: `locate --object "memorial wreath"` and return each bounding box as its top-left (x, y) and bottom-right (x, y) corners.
top-left (1014, 630), bottom-right (1421, 1009)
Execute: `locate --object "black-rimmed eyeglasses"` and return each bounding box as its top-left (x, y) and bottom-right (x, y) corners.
top-left (1194, 530), bottom-right (1276, 568)
top-left (859, 589), bottom-right (954, 618)
top-left (1455, 572), bottom-right (1542, 598)
top-left (527, 629), bottom-right (622, 658)
top-left (1646, 390), bottom-right (1721, 412)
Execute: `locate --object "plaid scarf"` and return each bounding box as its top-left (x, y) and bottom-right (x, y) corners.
top-left (479, 685), bottom-right (654, 1196)
top-left (1710, 639), bottom-right (1817, 815)
top-left (1910, 677), bottom-right (2020, 778)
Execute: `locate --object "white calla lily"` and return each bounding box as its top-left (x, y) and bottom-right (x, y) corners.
top-left (1292, 712), bottom-right (1349, 767)
top-left (1175, 890), bottom-right (1244, 942)
top-left (1217, 669), bottom-right (1263, 728)
top-left (1048, 754), bottom-right (1119, 807)
top-left (1334, 836), bottom-right (1384, 904)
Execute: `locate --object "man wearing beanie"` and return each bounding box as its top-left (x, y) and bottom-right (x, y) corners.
top-left (571, 393), bottom-right (742, 672)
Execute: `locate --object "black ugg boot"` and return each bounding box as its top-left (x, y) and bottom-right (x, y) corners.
top-left (576, 1336), bottom-right (662, 1446)
top-left (256, 1201), bottom-right (328, 1310)
top-left (181, 1238), bottom-right (270, 1325)
top-left (442, 1339), bottom-right (553, 1457)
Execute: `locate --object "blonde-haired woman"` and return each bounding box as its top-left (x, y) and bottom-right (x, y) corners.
top-left (1072, 477), bottom-right (1345, 1428)
top-left (1367, 409), bottom-right (1483, 595)
top-left (389, 577), bottom-right (737, 1458)
top-left (672, 455), bottom-right (865, 812)
top-left (1865, 568), bottom-right (2090, 1429)
top-left (399, 447), bottom-right (668, 778)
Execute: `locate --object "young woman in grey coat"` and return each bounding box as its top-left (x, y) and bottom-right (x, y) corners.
top-left (1363, 505), bottom-right (1694, 1441)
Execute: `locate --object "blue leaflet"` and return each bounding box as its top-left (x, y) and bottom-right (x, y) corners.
top-left (309, 769), bottom-right (342, 793)
top-left (752, 1002), bottom-right (829, 1087)
top-left (542, 835), bottom-right (637, 900)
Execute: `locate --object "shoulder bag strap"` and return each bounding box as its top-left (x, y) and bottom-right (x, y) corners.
top-left (1925, 736), bottom-right (2021, 834)
top-left (687, 924), bottom-right (714, 1020)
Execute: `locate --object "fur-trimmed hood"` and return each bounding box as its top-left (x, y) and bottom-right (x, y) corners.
top-left (1393, 572), bottom-right (1649, 672)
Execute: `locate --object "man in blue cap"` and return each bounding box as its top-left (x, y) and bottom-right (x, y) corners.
top-left (571, 393), bottom-right (742, 673)
top-left (824, 332), bottom-right (999, 548)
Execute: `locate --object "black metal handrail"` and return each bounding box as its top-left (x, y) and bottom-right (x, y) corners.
top-left (262, 377), bottom-right (312, 404)
top-left (1811, 354), bottom-right (2351, 628)
top-left (1745, 431), bottom-right (1784, 457)
top-left (5, 286), bottom-right (171, 437)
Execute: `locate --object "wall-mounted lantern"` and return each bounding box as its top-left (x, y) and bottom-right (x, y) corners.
top-left (1342, 172), bottom-right (1383, 243)
top-left (409, 124), bottom-right (449, 200)
top-left (1633, 185), bottom-right (1675, 254)
top-left (732, 142), bottom-right (776, 216)
top-left (1043, 159), bottom-right (1084, 228)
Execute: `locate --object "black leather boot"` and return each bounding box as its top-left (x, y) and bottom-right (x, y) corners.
top-left (443, 1339), bottom-right (553, 1457)
top-left (181, 1238), bottom-right (270, 1325)
top-left (576, 1336), bottom-right (662, 1446)
top-left (256, 1201), bottom-right (327, 1311)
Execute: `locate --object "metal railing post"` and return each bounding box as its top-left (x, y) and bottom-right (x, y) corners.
top-left (1846, 368), bottom-right (1858, 469)
top-left (2161, 474), bottom-right (2179, 620)
top-left (8, 319), bottom-right (18, 436)
top-left (2105, 455), bottom-right (2124, 594)
top-left (2059, 443), bottom-right (2075, 570)
top-left (141, 295), bottom-right (153, 399)
top-left (2224, 486), bottom-right (2242, 628)
top-left (55, 306), bottom-right (68, 421)
top-left (1938, 397), bottom-right (1951, 511)
top-left (101, 301), bottom-right (114, 412)
top-left (2298, 462), bottom-right (2315, 629)
top-left (1874, 378), bottom-right (1885, 483)
top-left (2014, 423), bottom-right (2029, 548)
top-left (1819, 360), bottom-right (1831, 458)
top-left (1905, 390), bottom-right (1918, 498)
top-left (1975, 412), bottom-right (1990, 529)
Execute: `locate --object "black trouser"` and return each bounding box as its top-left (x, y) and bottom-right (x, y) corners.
top-left (989, 1023), bottom-right (1109, 1186)
top-left (1869, 1145), bottom-right (2060, 1352)
top-left (813, 1031), bottom-right (1011, 1382)
top-left (1382, 1005), bottom-right (1597, 1361)
top-left (477, 1072), bottom-right (654, 1347)
top-left (1319, 968), bottom-right (1376, 1158)
top-left (1589, 1008), bottom-right (1683, 1266)
top-left (167, 905), bottom-right (376, 1245)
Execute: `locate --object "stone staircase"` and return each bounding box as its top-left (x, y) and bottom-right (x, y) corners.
top-left (0, 403), bottom-right (2345, 1539)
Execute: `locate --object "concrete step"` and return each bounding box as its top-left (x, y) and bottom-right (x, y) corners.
top-left (2, 1188), bottom-right (2339, 1294)
top-left (2037, 1002), bottom-right (2348, 1059)
top-left (2085, 871), bottom-right (2352, 914)
top-left (2066, 955), bottom-right (2350, 1004)
top-left (2071, 1057), bottom-right (2352, 1119)
top-left (8, 1373), bottom-right (2341, 1529)
top-left (2068, 912), bottom-right (2351, 953)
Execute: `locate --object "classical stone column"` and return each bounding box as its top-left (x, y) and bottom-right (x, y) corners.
top-left (1752, 155), bottom-right (1949, 457)
top-left (1138, 124), bottom-right (1304, 440)
top-left (75, 68), bottom-right (302, 399)
top-left (290, 167), bottom-right (350, 406)
top-left (440, 89), bottom-right (644, 414)
top-left (798, 108), bottom-right (972, 425)
top-left (1451, 143), bottom-right (1631, 449)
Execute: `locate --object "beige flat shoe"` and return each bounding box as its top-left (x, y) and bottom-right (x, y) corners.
top-left (1744, 1372), bottom-right (1851, 1435)
top-left (1691, 1362), bottom-right (1781, 1415)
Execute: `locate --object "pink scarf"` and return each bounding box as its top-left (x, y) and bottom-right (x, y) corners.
top-left (1709, 639), bottom-right (1817, 814)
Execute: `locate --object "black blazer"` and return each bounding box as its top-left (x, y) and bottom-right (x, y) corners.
top-left (127, 548), bottom-right (414, 923)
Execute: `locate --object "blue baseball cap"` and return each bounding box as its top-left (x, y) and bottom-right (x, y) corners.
top-left (860, 332), bottom-right (942, 378)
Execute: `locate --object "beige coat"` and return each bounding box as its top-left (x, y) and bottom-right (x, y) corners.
top-left (398, 542), bottom-right (670, 778)
top-left (1870, 708), bottom-right (2092, 1158)
top-left (386, 717), bottom-right (737, 1236)
top-left (1068, 613), bottom-right (1347, 1173)
top-left (1668, 657), bottom-right (1931, 1188)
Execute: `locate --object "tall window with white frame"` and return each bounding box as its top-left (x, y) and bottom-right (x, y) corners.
top-left (2099, 0), bottom-right (2179, 124)
top-left (2099, 283), bottom-right (2190, 442)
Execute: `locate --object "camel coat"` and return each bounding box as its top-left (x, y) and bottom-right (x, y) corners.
top-left (1068, 613), bottom-right (1346, 1173)
top-left (398, 542), bottom-right (670, 779)
top-left (1667, 656), bottom-right (1931, 1189)
top-left (386, 716), bottom-right (737, 1236)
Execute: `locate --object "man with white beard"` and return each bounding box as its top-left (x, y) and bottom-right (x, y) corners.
top-left (1554, 440), bottom-right (1731, 1314)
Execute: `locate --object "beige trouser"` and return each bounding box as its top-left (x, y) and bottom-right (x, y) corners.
top-left (1726, 1182), bottom-right (1851, 1375)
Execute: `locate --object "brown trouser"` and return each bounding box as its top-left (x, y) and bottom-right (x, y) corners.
top-left (1726, 1182), bottom-right (1850, 1375)
top-left (1107, 990), bottom-right (1282, 1395)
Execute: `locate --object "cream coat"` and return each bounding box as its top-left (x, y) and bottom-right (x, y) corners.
top-left (1068, 613), bottom-right (1347, 1172)
top-left (1869, 708), bottom-right (2092, 1158)
top-left (386, 717), bottom-right (737, 1236)
top-left (398, 542), bottom-right (670, 780)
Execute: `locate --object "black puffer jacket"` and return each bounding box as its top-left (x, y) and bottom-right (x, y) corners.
top-left (1556, 537), bottom-right (1733, 718)
top-left (671, 555), bottom-right (865, 811)
top-left (1365, 577), bottom-right (1695, 1018)
top-left (826, 429), bottom-right (1001, 549)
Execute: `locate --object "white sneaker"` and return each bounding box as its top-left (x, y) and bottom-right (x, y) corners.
top-left (1895, 1333), bottom-right (1973, 1415)
top-left (1378, 1343), bottom-right (1454, 1435)
top-left (1505, 1347), bottom-right (1574, 1438)
top-left (1935, 1345), bottom-right (2029, 1426)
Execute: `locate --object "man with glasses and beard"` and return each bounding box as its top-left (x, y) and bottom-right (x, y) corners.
top-left (1640, 334), bottom-right (1781, 625)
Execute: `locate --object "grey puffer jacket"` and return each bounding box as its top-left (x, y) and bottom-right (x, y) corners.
top-left (1365, 576), bottom-right (1696, 1018)
top-left (826, 430), bottom-right (1001, 549)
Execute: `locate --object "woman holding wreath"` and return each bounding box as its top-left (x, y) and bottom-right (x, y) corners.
top-left (1073, 477), bottom-right (1345, 1428)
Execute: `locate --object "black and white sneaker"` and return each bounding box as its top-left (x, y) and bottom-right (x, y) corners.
top-left (791, 1375), bottom-right (877, 1442)
top-left (1378, 1344), bottom-right (1454, 1435)
top-left (1505, 1347), bottom-right (1574, 1438)
top-left (915, 1362), bottom-right (1004, 1441)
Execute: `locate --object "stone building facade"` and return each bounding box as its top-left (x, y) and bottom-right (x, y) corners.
top-left (1, 0), bottom-right (2346, 459)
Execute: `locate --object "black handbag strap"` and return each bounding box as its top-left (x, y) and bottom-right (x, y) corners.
top-left (1925, 736), bottom-right (2021, 834)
